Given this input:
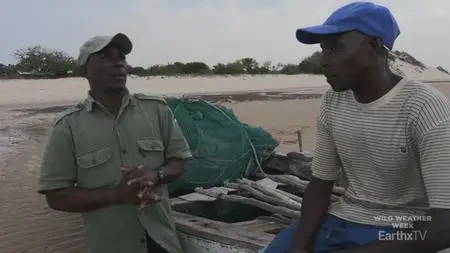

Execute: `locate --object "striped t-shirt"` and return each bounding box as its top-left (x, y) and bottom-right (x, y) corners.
top-left (312, 78), bottom-right (450, 227)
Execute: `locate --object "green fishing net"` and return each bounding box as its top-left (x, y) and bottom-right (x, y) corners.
top-left (165, 97), bottom-right (279, 193)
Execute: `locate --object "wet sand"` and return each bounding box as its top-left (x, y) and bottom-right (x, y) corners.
top-left (0, 90), bottom-right (324, 252)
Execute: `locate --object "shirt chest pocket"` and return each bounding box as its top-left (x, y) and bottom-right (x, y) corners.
top-left (76, 147), bottom-right (117, 188)
top-left (136, 139), bottom-right (165, 169)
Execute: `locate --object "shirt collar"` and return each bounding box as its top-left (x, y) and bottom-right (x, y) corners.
top-left (84, 88), bottom-right (135, 112)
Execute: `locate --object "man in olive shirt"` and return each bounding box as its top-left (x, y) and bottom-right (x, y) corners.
top-left (37, 33), bottom-right (192, 253)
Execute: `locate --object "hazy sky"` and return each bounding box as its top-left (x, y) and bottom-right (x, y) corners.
top-left (1, 0), bottom-right (449, 68)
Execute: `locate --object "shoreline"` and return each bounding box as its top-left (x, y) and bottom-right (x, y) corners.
top-left (0, 75), bottom-right (328, 108)
top-left (1, 75), bottom-right (449, 109)
top-left (10, 90), bottom-right (324, 115)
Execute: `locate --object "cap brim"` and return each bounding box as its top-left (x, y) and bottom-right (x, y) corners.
top-left (110, 33), bottom-right (133, 55)
top-left (296, 25), bottom-right (354, 44)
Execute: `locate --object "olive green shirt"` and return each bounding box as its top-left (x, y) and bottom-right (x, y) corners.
top-left (37, 91), bottom-right (192, 253)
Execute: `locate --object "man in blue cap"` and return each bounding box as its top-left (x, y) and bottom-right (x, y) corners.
top-left (261, 2), bottom-right (450, 253)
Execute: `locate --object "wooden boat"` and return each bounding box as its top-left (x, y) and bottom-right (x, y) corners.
top-left (172, 186), bottom-right (283, 253)
top-left (170, 151), bottom-right (345, 253)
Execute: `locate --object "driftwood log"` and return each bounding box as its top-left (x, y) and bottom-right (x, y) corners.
top-left (239, 178), bottom-right (303, 203)
top-left (268, 174), bottom-right (345, 195)
top-left (194, 187), bottom-right (301, 219)
top-left (193, 172), bottom-right (346, 220)
top-left (224, 179), bottom-right (302, 211)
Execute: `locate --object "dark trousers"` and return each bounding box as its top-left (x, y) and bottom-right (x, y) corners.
top-left (146, 234), bottom-right (168, 253)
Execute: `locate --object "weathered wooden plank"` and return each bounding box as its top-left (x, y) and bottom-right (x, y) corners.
top-left (173, 211), bottom-right (282, 250)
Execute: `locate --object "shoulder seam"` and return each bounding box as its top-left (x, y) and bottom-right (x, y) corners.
top-left (418, 118), bottom-right (450, 147)
top-left (133, 93), bottom-right (167, 104)
top-left (53, 103), bottom-right (83, 125)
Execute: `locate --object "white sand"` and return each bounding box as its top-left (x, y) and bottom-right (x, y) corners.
top-left (1, 65), bottom-right (449, 108)
top-left (0, 75), bottom-right (328, 107)
top-left (1, 48), bottom-right (449, 108)
top-left (390, 58), bottom-right (450, 80)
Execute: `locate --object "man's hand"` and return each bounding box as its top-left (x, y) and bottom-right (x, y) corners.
top-left (124, 165), bottom-right (159, 188)
top-left (113, 166), bottom-right (160, 208)
top-left (123, 165), bottom-right (161, 211)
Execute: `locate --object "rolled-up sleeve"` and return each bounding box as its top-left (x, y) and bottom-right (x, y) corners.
top-left (37, 119), bottom-right (77, 194)
top-left (158, 104), bottom-right (193, 160)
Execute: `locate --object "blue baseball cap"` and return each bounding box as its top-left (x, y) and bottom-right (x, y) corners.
top-left (295, 1), bottom-right (400, 50)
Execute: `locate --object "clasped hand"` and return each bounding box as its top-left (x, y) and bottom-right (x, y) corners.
top-left (115, 165), bottom-right (160, 211)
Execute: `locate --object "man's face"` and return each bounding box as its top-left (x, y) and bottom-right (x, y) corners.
top-left (85, 44), bottom-right (128, 91)
top-left (320, 31), bottom-right (374, 92)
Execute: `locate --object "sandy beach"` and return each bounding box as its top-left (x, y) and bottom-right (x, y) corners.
top-left (1, 75), bottom-right (450, 252)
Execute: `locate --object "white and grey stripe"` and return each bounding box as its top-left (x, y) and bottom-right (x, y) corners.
top-left (311, 78), bottom-right (450, 226)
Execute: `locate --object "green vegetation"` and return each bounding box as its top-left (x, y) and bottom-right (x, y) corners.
top-left (0, 46), bottom-right (323, 79)
top-left (2, 46), bottom-right (448, 79)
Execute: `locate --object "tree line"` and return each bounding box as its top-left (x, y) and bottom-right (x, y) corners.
top-left (0, 45), bottom-right (325, 79)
